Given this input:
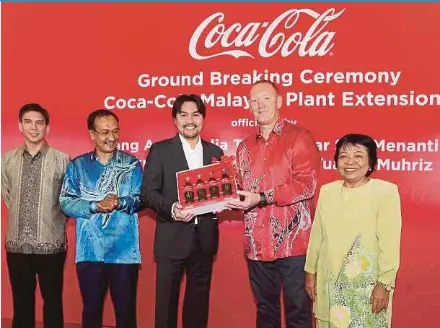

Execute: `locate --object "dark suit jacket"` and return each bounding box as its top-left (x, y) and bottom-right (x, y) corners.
top-left (141, 135), bottom-right (224, 260)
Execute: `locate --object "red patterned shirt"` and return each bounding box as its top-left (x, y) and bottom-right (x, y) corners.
top-left (236, 118), bottom-right (321, 261)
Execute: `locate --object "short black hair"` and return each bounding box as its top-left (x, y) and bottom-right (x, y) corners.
top-left (334, 134), bottom-right (378, 176)
top-left (87, 109), bottom-right (119, 130)
top-left (251, 80), bottom-right (279, 94)
top-left (171, 94), bottom-right (206, 119)
top-left (19, 103), bottom-right (50, 125)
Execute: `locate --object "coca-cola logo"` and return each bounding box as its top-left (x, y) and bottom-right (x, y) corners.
top-left (189, 8), bottom-right (345, 60)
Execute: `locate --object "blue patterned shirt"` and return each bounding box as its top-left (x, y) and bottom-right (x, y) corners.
top-left (60, 150), bottom-right (143, 264)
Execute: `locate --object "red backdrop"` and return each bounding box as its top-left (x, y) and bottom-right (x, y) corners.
top-left (2, 3), bottom-right (440, 327)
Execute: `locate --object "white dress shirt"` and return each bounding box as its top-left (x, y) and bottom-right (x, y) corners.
top-left (174, 134), bottom-right (203, 224)
top-left (179, 134), bottom-right (203, 170)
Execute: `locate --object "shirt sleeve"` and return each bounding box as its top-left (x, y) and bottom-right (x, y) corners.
top-left (304, 189), bottom-right (324, 274)
top-left (59, 160), bottom-right (97, 219)
top-left (266, 130), bottom-right (321, 206)
top-left (376, 184), bottom-right (402, 287)
top-left (234, 143), bottom-right (244, 190)
top-left (117, 160), bottom-right (143, 214)
top-left (1, 156), bottom-right (11, 209)
top-left (62, 154), bottom-right (70, 173)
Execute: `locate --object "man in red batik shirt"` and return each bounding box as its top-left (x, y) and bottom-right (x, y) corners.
top-left (228, 80), bottom-right (321, 328)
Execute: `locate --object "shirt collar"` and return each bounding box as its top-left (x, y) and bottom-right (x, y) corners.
top-left (90, 149), bottom-right (118, 163)
top-left (179, 133), bottom-right (202, 151)
top-left (20, 141), bottom-right (49, 156)
top-left (256, 117), bottom-right (285, 140)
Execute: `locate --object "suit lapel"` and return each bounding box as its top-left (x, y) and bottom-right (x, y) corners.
top-left (173, 135), bottom-right (212, 171)
top-left (202, 140), bottom-right (211, 166)
top-left (171, 135), bottom-right (189, 172)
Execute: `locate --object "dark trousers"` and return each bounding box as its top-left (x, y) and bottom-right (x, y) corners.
top-left (247, 255), bottom-right (312, 328)
top-left (155, 229), bottom-right (214, 328)
top-left (6, 251), bottom-right (66, 328)
top-left (76, 262), bottom-right (139, 328)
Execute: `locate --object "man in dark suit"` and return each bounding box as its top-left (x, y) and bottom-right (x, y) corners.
top-left (141, 94), bottom-right (224, 328)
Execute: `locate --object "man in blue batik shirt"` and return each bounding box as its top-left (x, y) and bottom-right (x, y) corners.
top-left (60, 109), bottom-right (143, 328)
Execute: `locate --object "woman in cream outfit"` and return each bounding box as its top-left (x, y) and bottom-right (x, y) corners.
top-left (305, 134), bottom-right (402, 328)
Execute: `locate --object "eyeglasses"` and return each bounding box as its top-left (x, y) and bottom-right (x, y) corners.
top-left (92, 129), bottom-right (120, 138)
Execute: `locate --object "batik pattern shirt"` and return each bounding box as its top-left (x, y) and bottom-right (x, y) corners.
top-left (60, 150), bottom-right (143, 263)
top-left (1, 144), bottom-right (69, 254)
top-left (236, 118), bottom-right (321, 261)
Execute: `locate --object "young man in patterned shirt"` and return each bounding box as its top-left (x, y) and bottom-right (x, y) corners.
top-left (2, 103), bottom-right (70, 327)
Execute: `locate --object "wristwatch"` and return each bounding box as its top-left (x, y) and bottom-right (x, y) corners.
top-left (259, 192), bottom-right (267, 205)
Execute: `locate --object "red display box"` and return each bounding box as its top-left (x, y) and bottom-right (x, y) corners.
top-left (176, 155), bottom-right (239, 215)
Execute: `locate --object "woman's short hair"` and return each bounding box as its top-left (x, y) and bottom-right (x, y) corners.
top-left (334, 134), bottom-right (378, 176)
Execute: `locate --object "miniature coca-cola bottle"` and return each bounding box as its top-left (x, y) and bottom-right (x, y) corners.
top-left (208, 171), bottom-right (219, 199)
top-left (196, 174), bottom-right (207, 201)
top-left (221, 168), bottom-right (232, 196)
top-left (183, 176), bottom-right (195, 204)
